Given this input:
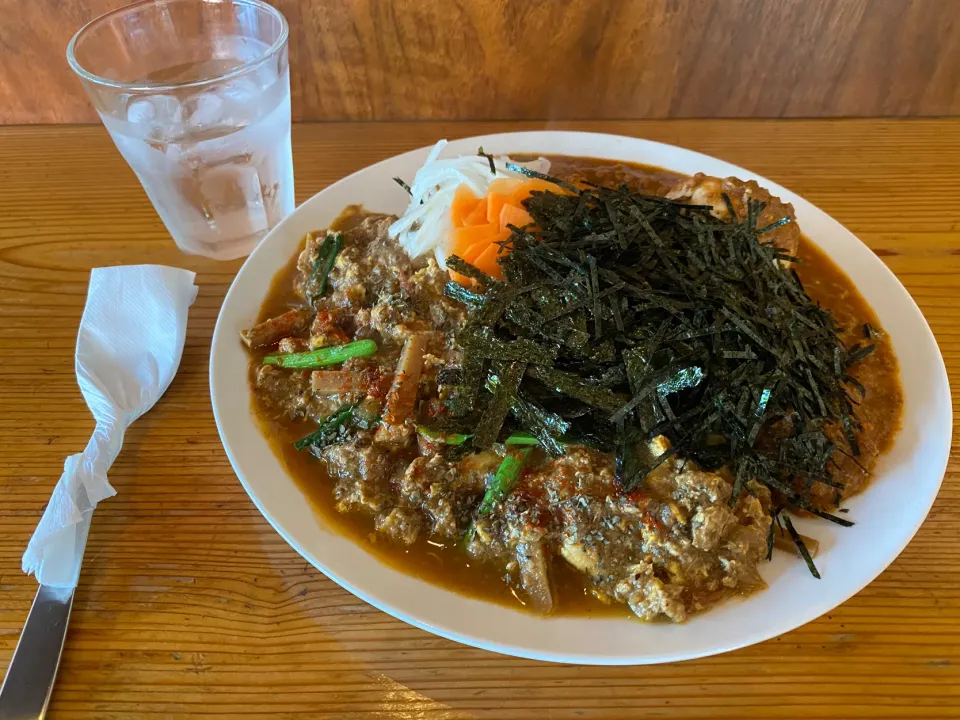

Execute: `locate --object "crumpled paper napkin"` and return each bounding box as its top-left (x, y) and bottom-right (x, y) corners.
top-left (22, 265), bottom-right (198, 588)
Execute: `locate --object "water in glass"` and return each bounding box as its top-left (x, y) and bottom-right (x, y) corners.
top-left (68, 1), bottom-right (293, 261)
top-left (99, 43), bottom-right (293, 260)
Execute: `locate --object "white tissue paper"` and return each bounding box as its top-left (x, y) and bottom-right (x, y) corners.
top-left (22, 265), bottom-right (198, 588)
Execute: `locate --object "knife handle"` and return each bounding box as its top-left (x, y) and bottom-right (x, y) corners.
top-left (0, 585), bottom-right (75, 720)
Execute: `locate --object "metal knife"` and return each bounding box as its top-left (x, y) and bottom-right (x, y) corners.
top-left (0, 515), bottom-right (90, 720)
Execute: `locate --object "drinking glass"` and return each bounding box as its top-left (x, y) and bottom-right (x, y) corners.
top-left (67, 0), bottom-right (294, 260)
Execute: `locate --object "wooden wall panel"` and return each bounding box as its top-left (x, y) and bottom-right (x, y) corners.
top-left (2, 0), bottom-right (959, 124)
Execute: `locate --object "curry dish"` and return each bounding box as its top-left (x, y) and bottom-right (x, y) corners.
top-left (244, 153), bottom-right (902, 621)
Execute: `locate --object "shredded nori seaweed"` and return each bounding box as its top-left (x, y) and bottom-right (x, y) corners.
top-left (440, 174), bottom-right (874, 572)
top-left (783, 515), bottom-right (821, 579)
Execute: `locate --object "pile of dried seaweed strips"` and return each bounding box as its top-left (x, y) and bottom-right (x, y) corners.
top-left (437, 169), bottom-right (873, 575)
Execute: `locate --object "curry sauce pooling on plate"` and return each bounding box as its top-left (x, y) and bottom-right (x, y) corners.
top-left (243, 154), bottom-right (902, 621)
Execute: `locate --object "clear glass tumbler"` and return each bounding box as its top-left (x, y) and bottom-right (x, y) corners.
top-left (67, 0), bottom-right (294, 260)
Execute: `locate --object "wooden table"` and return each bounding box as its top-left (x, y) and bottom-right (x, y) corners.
top-left (1, 120), bottom-right (958, 719)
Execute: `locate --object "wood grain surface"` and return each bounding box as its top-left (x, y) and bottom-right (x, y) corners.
top-left (0, 119), bottom-right (958, 719)
top-left (4, 0), bottom-right (960, 124)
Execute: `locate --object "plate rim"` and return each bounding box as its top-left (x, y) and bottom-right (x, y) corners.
top-left (210, 130), bottom-right (952, 664)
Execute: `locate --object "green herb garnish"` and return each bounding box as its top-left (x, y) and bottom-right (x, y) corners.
top-left (476, 448), bottom-right (533, 517)
top-left (293, 404), bottom-right (356, 451)
top-left (503, 433), bottom-right (541, 446)
top-left (307, 231), bottom-right (344, 302)
top-left (263, 339), bottom-right (377, 369)
top-left (417, 426), bottom-right (473, 445)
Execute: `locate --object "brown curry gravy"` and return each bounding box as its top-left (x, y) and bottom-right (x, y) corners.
top-left (248, 156), bottom-right (903, 615)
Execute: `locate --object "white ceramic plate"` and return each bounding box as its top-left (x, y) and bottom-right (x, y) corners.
top-left (210, 132), bottom-right (951, 664)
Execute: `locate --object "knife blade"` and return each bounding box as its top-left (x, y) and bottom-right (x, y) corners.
top-left (0, 514), bottom-right (90, 720)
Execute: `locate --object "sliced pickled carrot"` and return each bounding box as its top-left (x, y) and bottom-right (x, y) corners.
top-left (448, 178), bottom-right (570, 285)
top-left (472, 244), bottom-right (502, 279)
top-left (463, 240), bottom-right (489, 264)
top-left (512, 178), bottom-right (568, 205)
top-left (500, 204), bottom-right (534, 230)
top-left (453, 223), bottom-right (498, 256)
top-left (450, 185), bottom-right (480, 227)
top-left (486, 192), bottom-right (509, 225)
top-left (462, 199), bottom-right (489, 227)
top-left (449, 271), bottom-right (474, 287)
top-left (488, 178), bottom-right (521, 196)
